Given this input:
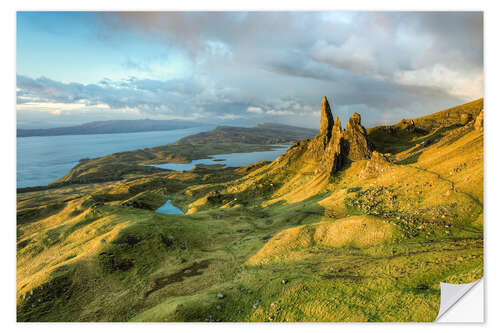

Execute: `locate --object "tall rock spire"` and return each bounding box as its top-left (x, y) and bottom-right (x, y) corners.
top-left (319, 96), bottom-right (334, 139)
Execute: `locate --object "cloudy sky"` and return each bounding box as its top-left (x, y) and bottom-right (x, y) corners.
top-left (16, 11), bottom-right (483, 129)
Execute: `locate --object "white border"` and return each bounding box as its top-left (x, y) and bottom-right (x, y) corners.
top-left (2, 1), bottom-right (498, 332)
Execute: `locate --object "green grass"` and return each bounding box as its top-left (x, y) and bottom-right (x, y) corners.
top-left (17, 174), bottom-right (483, 321)
top-left (17, 202), bottom-right (66, 225)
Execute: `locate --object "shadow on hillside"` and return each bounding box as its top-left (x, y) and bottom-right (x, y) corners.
top-left (397, 151), bottom-right (423, 165)
top-left (369, 123), bottom-right (463, 156)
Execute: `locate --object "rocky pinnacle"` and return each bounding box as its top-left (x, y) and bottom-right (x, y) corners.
top-left (319, 96), bottom-right (334, 139)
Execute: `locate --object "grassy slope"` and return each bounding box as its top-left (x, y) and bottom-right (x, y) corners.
top-left (367, 98), bottom-right (483, 154)
top-left (17, 99), bottom-right (483, 322)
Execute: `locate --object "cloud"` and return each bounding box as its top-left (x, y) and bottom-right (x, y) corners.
top-left (394, 64), bottom-right (483, 101)
top-left (309, 38), bottom-right (377, 75)
top-left (247, 106), bottom-right (264, 114)
top-left (266, 110), bottom-right (294, 116)
top-left (17, 75), bottom-right (210, 115)
top-left (17, 12), bottom-right (483, 129)
top-left (217, 113), bottom-right (244, 120)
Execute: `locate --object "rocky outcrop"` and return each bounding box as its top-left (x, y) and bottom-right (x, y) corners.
top-left (308, 97), bottom-right (373, 176)
top-left (343, 112), bottom-right (372, 160)
top-left (399, 119), bottom-right (428, 135)
top-left (460, 113), bottom-right (472, 125)
top-left (359, 151), bottom-right (392, 179)
top-left (474, 109), bottom-right (484, 131)
top-left (276, 96), bottom-right (373, 178)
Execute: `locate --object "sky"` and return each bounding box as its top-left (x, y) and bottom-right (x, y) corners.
top-left (16, 11), bottom-right (483, 129)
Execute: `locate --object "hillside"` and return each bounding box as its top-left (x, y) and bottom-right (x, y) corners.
top-left (16, 97), bottom-right (483, 322)
top-left (367, 99), bottom-right (483, 154)
top-left (17, 119), bottom-right (205, 137)
top-left (176, 123), bottom-right (317, 145)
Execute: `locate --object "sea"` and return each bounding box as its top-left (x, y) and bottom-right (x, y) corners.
top-left (17, 126), bottom-right (289, 188)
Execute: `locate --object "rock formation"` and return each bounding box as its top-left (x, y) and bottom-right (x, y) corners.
top-left (275, 96), bottom-right (374, 178)
top-left (307, 96), bottom-right (373, 176)
top-left (343, 112), bottom-right (372, 160)
top-left (316, 116), bottom-right (344, 175)
top-left (319, 96), bottom-right (334, 141)
top-left (359, 151), bottom-right (391, 179)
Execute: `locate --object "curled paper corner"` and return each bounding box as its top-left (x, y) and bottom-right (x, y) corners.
top-left (435, 278), bottom-right (484, 322)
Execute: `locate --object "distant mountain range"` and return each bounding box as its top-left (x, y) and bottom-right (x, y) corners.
top-left (17, 119), bottom-right (206, 137)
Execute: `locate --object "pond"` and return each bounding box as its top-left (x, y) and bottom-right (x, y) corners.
top-left (156, 200), bottom-right (184, 215)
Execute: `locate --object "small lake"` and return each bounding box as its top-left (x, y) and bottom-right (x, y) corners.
top-left (156, 200), bottom-right (184, 214)
top-left (152, 145), bottom-right (290, 171)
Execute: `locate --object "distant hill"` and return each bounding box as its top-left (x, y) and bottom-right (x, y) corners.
top-left (17, 119), bottom-right (205, 137)
top-left (176, 122), bottom-right (318, 145)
